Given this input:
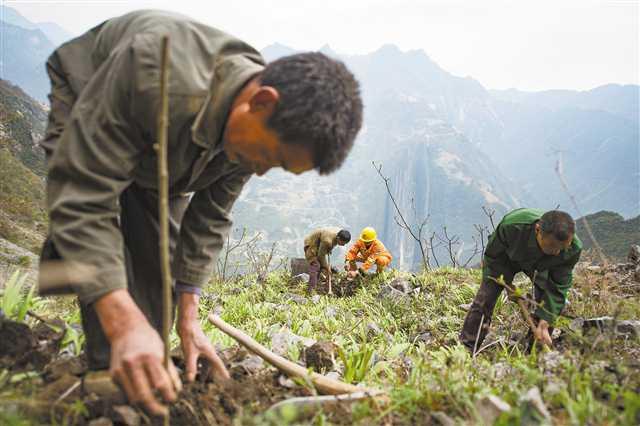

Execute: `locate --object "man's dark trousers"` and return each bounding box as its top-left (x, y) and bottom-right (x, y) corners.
top-left (41, 185), bottom-right (189, 369)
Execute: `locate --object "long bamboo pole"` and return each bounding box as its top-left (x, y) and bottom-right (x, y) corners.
top-left (157, 35), bottom-right (171, 425)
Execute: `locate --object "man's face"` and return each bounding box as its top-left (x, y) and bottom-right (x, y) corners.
top-left (535, 223), bottom-right (573, 256)
top-left (337, 238), bottom-right (348, 247)
top-left (223, 84), bottom-right (315, 176)
top-left (363, 240), bottom-right (373, 249)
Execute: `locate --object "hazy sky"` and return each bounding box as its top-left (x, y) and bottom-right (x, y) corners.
top-left (6, 0), bottom-right (639, 91)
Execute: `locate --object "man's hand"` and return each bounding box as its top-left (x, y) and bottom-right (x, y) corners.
top-left (95, 289), bottom-right (181, 417)
top-left (534, 319), bottom-right (553, 346)
top-left (177, 292), bottom-right (230, 382)
top-left (347, 270), bottom-right (358, 279)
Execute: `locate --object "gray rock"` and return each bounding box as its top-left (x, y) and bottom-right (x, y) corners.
top-left (617, 320), bottom-right (640, 338)
top-left (628, 245), bottom-right (640, 264)
top-left (366, 322), bottom-right (383, 337)
top-left (88, 418), bottom-right (113, 426)
top-left (324, 305), bottom-right (338, 319)
top-left (415, 332), bottom-right (434, 345)
top-left (581, 316), bottom-right (640, 338)
top-left (292, 273), bottom-right (310, 284)
top-left (376, 285), bottom-right (411, 304)
top-left (269, 327), bottom-right (316, 356)
top-left (311, 294), bottom-right (321, 304)
top-left (231, 355), bottom-right (265, 375)
top-left (286, 293), bottom-right (309, 305)
top-left (389, 277), bottom-right (412, 293)
top-left (431, 411), bottom-right (455, 426)
top-left (277, 374), bottom-right (297, 388)
top-left (459, 303), bottom-right (472, 311)
top-left (475, 395), bottom-right (511, 425)
top-left (112, 405), bottom-right (141, 426)
top-left (541, 350), bottom-right (564, 371)
top-left (519, 387), bottom-right (552, 425)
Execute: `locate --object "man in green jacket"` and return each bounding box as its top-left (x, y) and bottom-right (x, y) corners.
top-left (460, 209), bottom-right (582, 351)
top-left (39, 10), bottom-right (362, 415)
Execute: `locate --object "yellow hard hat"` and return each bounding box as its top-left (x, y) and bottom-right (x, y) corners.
top-left (360, 227), bottom-right (377, 243)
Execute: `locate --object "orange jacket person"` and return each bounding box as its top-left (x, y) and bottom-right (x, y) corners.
top-left (345, 227), bottom-right (392, 277)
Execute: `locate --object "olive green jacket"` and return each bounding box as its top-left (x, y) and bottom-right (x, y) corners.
top-left (44, 10), bottom-right (264, 303)
top-left (483, 208), bottom-right (582, 323)
top-left (303, 227), bottom-right (341, 270)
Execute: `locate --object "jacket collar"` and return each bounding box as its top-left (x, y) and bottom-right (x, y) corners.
top-left (191, 54), bottom-right (264, 149)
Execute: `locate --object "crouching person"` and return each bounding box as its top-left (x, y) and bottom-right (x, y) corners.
top-left (345, 227), bottom-right (392, 278)
top-left (303, 227), bottom-right (351, 291)
top-left (460, 209), bottom-right (582, 351)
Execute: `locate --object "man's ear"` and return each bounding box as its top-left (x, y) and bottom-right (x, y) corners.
top-left (249, 86), bottom-right (279, 114)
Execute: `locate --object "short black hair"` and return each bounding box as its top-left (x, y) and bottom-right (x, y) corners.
top-left (337, 229), bottom-right (351, 243)
top-left (539, 210), bottom-right (575, 241)
top-left (260, 52), bottom-right (363, 175)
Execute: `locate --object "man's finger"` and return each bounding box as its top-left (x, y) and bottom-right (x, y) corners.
top-left (185, 349), bottom-right (198, 382)
top-left (144, 360), bottom-right (178, 403)
top-left (125, 360), bottom-right (167, 416)
top-left (168, 362), bottom-right (183, 393)
top-left (201, 346), bottom-right (230, 381)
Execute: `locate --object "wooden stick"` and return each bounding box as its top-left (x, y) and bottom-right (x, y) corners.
top-left (157, 35), bottom-right (171, 426)
top-left (208, 314), bottom-right (383, 396)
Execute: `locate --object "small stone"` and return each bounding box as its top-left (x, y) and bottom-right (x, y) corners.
top-left (458, 303), bottom-right (472, 311)
top-left (286, 293), bottom-right (309, 305)
top-left (112, 405), bottom-right (141, 426)
top-left (586, 265), bottom-right (602, 273)
top-left (617, 320), bottom-right (640, 338)
top-left (292, 273), bottom-right (310, 284)
top-left (389, 277), bottom-right (412, 293)
top-left (44, 355), bottom-right (87, 380)
top-left (39, 374), bottom-right (80, 401)
top-left (431, 411), bottom-right (455, 426)
top-left (305, 341), bottom-right (338, 371)
top-left (415, 332), bottom-right (434, 345)
top-left (541, 350), bottom-right (563, 371)
top-left (324, 306), bottom-right (338, 319)
top-left (277, 374), bottom-right (297, 388)
top-left (269, 327), bottom-right (316, 356)
top-left (83, 371), bottom-right (126, 403)
top-left (475, 395), bottom-right (511, 424)
top-left (376, 285), bottom-right (411, 304)
top-left (230, 355), bottom-right (264, 375)
top-left (88, 418), bottom-right (113, 426)
top-left (311, 294), bottom-right (321, 304)
top-left (519, 386), bottom-right (552, 424)
top-left (366, 322), bottom-right (383, 337)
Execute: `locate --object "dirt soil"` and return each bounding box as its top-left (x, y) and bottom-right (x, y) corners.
top-left (1, 323), bottom-right (326, 425)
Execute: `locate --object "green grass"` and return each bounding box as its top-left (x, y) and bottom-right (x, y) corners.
top-left (2, 266), bottom-right (639, 425)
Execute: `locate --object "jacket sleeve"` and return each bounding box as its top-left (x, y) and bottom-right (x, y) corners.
top-left (173, 167), bottom-right (252, 287)
top-left (345, 242), bottom-right (361, 262)
top-left (46, 39), bottom-right (145, 304)
top-left (534, 250), bottom-right (582, 323)
top-left (483, 223), bottom-right (515, 275)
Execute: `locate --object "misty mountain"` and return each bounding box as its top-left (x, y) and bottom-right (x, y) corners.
top-left (0, 6), bottom-right (74, 102)
top-left (0, 21), bottom-right (54, 103)
top-left (0, 5), bottom-right (74, 46)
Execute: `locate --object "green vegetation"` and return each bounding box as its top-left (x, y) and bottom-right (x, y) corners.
top-left (576, 211), bottom-right (640, 262)
top-left (1, 265), bottom-right (639, 425)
